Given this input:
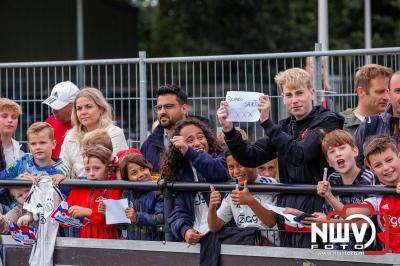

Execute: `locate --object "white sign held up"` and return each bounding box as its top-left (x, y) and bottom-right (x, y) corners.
top-left (103, 198), bottom-right (131, 225)
top-left (226, 91), bottom-right (264, 122)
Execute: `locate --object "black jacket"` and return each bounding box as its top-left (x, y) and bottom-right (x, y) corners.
top-left (224, 106), bottom-right (344, 247)
top-left (200, 227), bottom-right (260, 266)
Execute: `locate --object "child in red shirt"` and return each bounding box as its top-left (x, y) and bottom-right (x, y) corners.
top-left (66, 144), bottom-right (121, 239)
top-left (315, 136), bottom-right (400, 253)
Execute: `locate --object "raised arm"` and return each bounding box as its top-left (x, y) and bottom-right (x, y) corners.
top-left (317, 181), bottom-right (345, 212)
top-left (207, 185), bottom-right (226, 232)
top-left (218, 100), bottom-right (276, 168)
top-left (185, 149), bottom-right (230, 182)
top-left (224, 128), bottom-right (277, 168)
top-left (231, 181), bottom-right (276, 228)
top-left (260, 116), bottom-right (341, 166)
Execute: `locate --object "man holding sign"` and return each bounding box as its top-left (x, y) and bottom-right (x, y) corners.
top-left (217, 68), bottom-right (343, 248)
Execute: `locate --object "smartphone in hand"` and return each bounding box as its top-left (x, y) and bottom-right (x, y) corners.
top-left (294, 213), bottom-right (314, 223)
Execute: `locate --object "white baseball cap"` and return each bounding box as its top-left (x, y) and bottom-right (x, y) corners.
top-left (42, 81), bottom-right (80, 110)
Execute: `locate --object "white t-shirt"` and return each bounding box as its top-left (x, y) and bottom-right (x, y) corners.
top-left (4, 138), bottom-right (25, 167)
top-left (191, 166), bottom-right (210, 235)
top-left (354, 112), bottom-right (365, 123)
top-left (216, 175), bottom-right (279, 245)
top-left (4, 145), bottom-right (14, 167)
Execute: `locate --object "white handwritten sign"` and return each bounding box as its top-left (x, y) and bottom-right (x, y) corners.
top-left (226, 91), bottom-right (263, 122)
top-left (103, 198), bottom-right (131, 225)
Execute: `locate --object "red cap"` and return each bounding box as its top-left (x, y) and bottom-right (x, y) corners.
top-left (115, 148), bottom-right (142, 167)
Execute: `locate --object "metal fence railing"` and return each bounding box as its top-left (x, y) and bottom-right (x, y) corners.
top-left (0, 59), bottom-right (141, 147)
top-left (0, 179), bottom-right (398, 243)
top-left (0, 46), bottom-right (400, 146)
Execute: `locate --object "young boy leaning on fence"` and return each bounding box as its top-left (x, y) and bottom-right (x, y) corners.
top-left (207, 149), bottom-right (279, 246)
top-left (317, 129), bottom-right (377, 213)
top-left (0, 122), bottom-right (70, 203)
top-left (0, 175), bottom-right (35, 234)
top-left (292, 136), bottom-right (400, 253)
top-left (66, 144), bottom-right (121, 239)
top-left (315, 129), bottom-right (378, 250)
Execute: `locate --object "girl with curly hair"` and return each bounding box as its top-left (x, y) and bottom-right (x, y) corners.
top-left (161, 117), bottom-right (230, 245)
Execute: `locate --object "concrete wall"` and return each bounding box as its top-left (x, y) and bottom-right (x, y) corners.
top-left (1, 236), bottom-right (398, 266)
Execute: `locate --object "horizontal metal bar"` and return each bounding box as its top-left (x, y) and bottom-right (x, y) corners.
top-left (0, 179), bottom-right (160, 191)
top-left (10, 97), bottom-right (141, 103)
top-left (144, 47), bottom-right (400, 63)
top-left (169, 182), bottom-right (398, 195)
top-left (0, 47), bottom-right (398, 68)
top-left (0, 58), bottom-right (140, 68)
top-left (0, 179), bottom-right (397, 195)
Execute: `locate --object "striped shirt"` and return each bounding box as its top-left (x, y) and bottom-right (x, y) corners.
top-left (321, 168), bottom-right (377, 214)
top-left (321, 168), bottom-right (377, 251)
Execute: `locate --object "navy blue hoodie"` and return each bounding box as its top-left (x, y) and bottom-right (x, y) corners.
top-left (167, 148), bottom-right (230, 241)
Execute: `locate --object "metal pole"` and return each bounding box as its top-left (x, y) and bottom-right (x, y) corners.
top-left (76, 0), bottom-right (85, 87)
top-left (364, 0), bottom-right (372, 63)
top-left (313, 43), bottom-right (322, 106)
top-left (318, 0), bottom-right (329, 51)
top-left (139, 51), bottom-right (148, 146)
top-left (163, 188), bottom-right (174, 241)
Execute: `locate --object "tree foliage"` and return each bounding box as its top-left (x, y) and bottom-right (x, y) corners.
top-left (136, 0), bottom-right (400, 56)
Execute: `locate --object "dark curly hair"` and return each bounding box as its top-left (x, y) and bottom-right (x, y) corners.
top-left (160, 117), bottom-right (222, 182)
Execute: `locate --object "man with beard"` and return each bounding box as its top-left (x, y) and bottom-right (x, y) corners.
top-left (42, 81), bottom-right (80, 158)
top-left (140, 85), bottom-right (189, 172)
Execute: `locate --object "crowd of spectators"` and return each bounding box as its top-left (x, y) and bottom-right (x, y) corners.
top-left (0, 63), bottom-right (400, 260)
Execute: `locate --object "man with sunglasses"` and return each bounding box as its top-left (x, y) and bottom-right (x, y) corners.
top-left (141, 85), bottom-right (194, 172)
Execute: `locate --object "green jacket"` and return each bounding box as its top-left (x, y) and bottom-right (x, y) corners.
top-left (340, 108), bottom-right (362, 135)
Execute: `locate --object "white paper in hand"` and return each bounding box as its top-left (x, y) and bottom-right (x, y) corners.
top-left (226, 91), bottom-right (264, 122)
top-left (103, 198), bottom-right (131, 225)
top-left (264, 202), bottom-right (302, 226)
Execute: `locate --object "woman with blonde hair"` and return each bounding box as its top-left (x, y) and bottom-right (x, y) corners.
top-left (60, 88), bottom-right (128, 179)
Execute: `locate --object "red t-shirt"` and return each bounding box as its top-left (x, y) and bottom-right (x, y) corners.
top-left (44, 116), bottom-right (72, 158)
top-left (66, 187), bottom-right (122, 239)
top-left (365, 196), bottom-right (400, 253)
